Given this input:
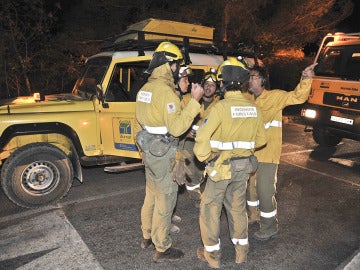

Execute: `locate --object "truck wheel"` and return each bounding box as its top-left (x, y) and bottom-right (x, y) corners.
top-left (313, 127), bottom-right (342, 147)
top-left (1, 143), bottom-right (73, 208)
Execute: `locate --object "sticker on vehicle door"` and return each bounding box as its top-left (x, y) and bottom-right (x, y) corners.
top-left (113, 118), bottom-right (138, 151)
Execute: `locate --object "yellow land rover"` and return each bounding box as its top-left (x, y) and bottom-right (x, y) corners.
top-left (0, 19), bottom-right (250, 208)
top-left (301, 32), bottom-right (360, 146)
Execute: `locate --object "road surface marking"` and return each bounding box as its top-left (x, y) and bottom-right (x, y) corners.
top-left (280, 149), bottom-right (313, 156)
top-left (329, 157), bottom-right (356, 167)
top-left (282, 159), bottom-right (360, 188)
top-left (0, 210), bottom-right (103, 270)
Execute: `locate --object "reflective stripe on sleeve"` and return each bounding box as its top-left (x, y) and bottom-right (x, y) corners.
top-left (144, 125), bottom-right (168, 134)
top-left (247, 200), bottom-right (259, 207)
top-left (186, 183), bottom-right (201, 191)
top-left (264, 120), bottom-right (282, 129)
top-left (192, 125), bottom-right (199, 130)
top-left (260, 209), bottom-right (277, 218)
top-left (204, 239), bottom-right (221, 252)
top-left (232, 238), bottom-right (248, 246)
top-left (210, 140), bottom-right (255, 150)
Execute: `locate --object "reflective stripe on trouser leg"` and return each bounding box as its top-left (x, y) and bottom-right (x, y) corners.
top-left (246, 173), bottom-right (259, 219)
top-left (186, 183), bottom-right (201, 190)
top-left (204, 239), bottom-right (221, 252)
top-left (200, 178), bottom-right (230, 250)
top-left (256, 162), bottom-right (279, 232)
top-left (223, 169), bottom-right (249, 244)
top-left (247, 200), bottom-right (259, 207)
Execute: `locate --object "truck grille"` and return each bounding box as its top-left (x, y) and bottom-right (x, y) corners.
top-left (323, 92), bottom-right (360, 110)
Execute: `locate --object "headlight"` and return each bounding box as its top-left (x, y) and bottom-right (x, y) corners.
top-left (302, 109), bottom-right (317, 119)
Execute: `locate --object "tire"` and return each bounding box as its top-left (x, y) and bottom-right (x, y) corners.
top-left (312, 126), bottom-right (342, 147)
top-left (1, 143), bottom-right (74, 208)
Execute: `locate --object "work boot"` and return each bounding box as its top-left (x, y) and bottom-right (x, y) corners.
top-left (254, 229), bottom-right (279, 241)
top-left (153, 247), bottom-right (184, 262)
top-left (197, 247), bottom-right (220, 269)
top-left (140, 238), bottom-right (153, 249)
top-left (170, 223), bottom-right (180, 234)
top-left (235, 244), bottom-right (249, 264)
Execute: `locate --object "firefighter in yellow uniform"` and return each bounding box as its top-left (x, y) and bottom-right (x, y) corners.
top-left (194, 58), bottom-right (267, 268)
top-left (180, 71), bottom-right (221, 206)
top-left (246, 63), bottom-right (317, 240)
top-left (135, 42), bottom-right (204, 262)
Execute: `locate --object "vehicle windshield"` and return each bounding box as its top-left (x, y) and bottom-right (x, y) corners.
top-left (72, 56), bottom-right (112, 99)
top-left (315, 45), bottom-right (360, 81)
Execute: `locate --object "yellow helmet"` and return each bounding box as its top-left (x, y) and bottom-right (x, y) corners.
top-left (216, 57), bottom-right (249, 83)
top-left (145, 41), bottom-right (184, 75)
top-left (201, 69), bottom-right (217, 86)
top-left (155, 42), bottom-right (183, 62)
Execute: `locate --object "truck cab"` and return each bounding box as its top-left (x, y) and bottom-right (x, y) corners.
top-left (301, 32), bottom-right (360, 146)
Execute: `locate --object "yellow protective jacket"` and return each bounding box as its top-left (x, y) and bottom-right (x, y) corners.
top-left (194, 91), bottom-right (267, 181)
top-left (253, 78), bottom-right (312, 164)
top-left (135, 64), bottom-right (201, 137)
top-left (181, 93), bottom-right (221, 127)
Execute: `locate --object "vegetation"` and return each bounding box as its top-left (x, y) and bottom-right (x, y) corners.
top-left (0, 0), bottom-right (355, 98)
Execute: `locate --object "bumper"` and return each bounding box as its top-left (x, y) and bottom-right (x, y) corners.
top-left (301, 104), bottom-right (360, 141)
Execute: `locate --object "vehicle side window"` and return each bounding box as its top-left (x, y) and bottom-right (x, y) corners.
top-left (316, 48), bottom-right (341, 76)
top-left (105, 64), bottom-right (147, 102)
top-left (129, 67), bottom-right (147, 94)
top-left (105, 65), bottom-right (129, 102)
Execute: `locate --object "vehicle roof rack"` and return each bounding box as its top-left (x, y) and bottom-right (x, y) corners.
top-left (102, 18), bottom-right (218, 64)
top-left (102, 18), bottom-right (260, 64)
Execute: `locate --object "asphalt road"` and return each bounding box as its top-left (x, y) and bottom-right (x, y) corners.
top-left (0, 122), bottom-right (359, 270)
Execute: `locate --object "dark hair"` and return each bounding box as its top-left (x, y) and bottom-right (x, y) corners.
top-left (251, 65), bottom-right (270, 89)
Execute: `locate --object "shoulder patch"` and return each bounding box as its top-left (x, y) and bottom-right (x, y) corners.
top-left (166, 102), bottom-right (176, 113)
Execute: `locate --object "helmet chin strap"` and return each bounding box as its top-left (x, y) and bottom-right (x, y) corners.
top-left (218, 84), bottom-right (227, 98)
top-left (172, 62), bottom-right (181, 83)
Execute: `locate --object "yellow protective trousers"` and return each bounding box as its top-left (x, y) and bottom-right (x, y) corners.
top-left (247, 162), bottom-right (279, 233)
top-left (199, 161), bottom-right (250, 252)
top-left (140, 146), bottom-right (178, 252)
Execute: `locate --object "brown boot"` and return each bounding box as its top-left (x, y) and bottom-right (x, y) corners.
top-left (235, 244), bottom-right (249, 264)
top-left (197, 247), bottom-right (220, 269)
top-left (153, 247), bottom-right (184, 262)
top-left (140, 238), bottom-right (153, 249)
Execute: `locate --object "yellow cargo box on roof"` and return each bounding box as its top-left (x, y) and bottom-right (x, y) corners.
top-left (114, 18), bottom-right (214, 45)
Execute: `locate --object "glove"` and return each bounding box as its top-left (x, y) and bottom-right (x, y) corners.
top-left (171, 151), bottom-right (192, 186)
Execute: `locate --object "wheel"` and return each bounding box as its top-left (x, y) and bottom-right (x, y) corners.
top-left (312, 126), bottom-right (342, 147)
top-left (1, 143), bottom-right (74, 208)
